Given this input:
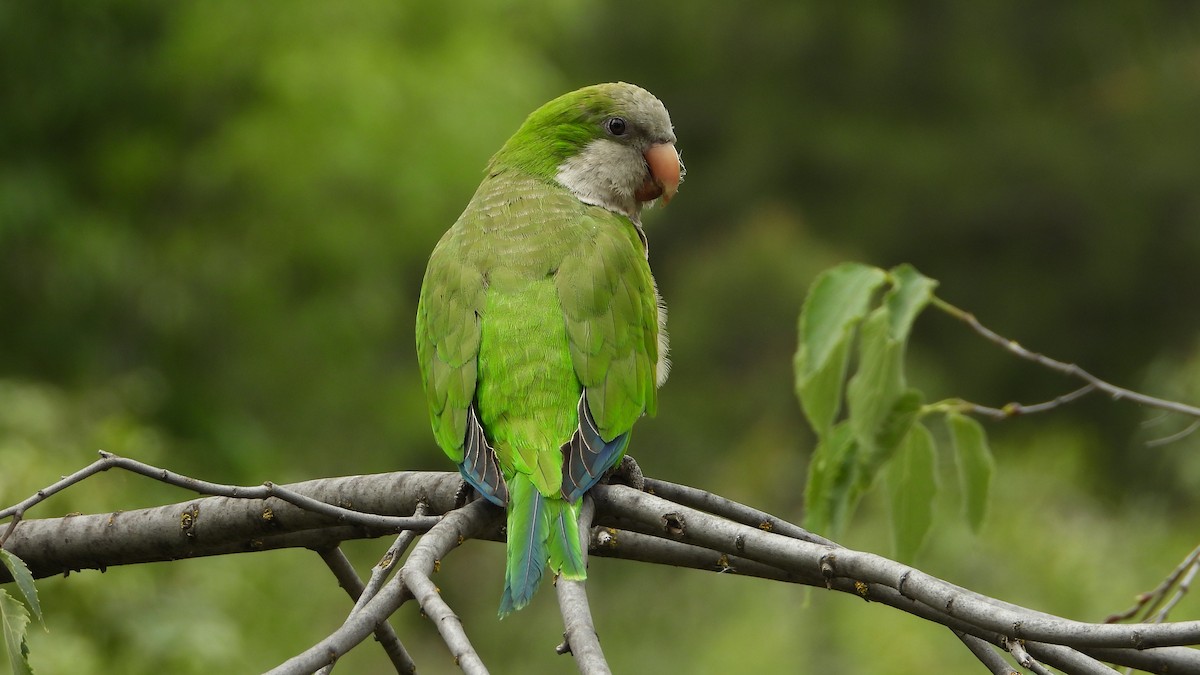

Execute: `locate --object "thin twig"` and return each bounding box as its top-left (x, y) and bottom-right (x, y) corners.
top-left (1106, 543), bottom-right (1200, 624)
top-left (954, 631), bottom-right (1016, 675)
top-left (1146, 420), bottom-right (1200, 448)
top-left (932, 297), bottom-right (1200, 419)
top-left (394, 497), bottom-right (496, 675)
top-left (929, 385), bottom-right (1097, 421)
top-left (588, 527), bottom-right (801, 582)
top-left (269, 499), bottom-right (499, 675)
top-left (317, 546), bottom-right (416, 674)
top-left (0, 454), bottom-right (115, 546)
top-left (1154, 559), bottom-right (1199, 623)
top-left (350, 503), bottom-right (429, 616)
top-left (555, 497), bottom-right (610, 674)
top-left (400, 541), bottom-right (488, 674)
top-left (1004, 637), bottom-right (1053, 675)
top-left (104, 451), bottom-right (439, 530)
top-left (1017, 641), bottom-right (1117, 675)
top-left (642, 478), bottom-right (835, 546)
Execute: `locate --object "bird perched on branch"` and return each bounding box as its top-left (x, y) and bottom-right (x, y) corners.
top-left (416, 82), bottom-right (682, 615)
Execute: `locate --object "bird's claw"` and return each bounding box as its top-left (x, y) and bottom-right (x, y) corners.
top-left (603, 455), bottom-right (646, 491)
top-left (454, 479), bottom-right (476, 508)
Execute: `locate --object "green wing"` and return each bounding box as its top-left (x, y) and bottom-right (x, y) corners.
top-left (416, 228), bottom-right (508, 503)
top-left (556, 211), bottom-right (660, 499)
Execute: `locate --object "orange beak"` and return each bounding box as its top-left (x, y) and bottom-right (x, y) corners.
top-left (635, 142), bottom-right (681, 204)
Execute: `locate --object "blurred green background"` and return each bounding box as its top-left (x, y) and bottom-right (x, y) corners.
top-left (4, 1), bottom-right (1200, 672)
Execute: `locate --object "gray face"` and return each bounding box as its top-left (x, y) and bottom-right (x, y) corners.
top-left (555, 83), bottom-right (679, 223)
top-left (605, 83), bottom-right (677, 149)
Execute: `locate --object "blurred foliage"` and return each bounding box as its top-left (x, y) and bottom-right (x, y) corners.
top-left (3, 1), bottom-right (1200, 672)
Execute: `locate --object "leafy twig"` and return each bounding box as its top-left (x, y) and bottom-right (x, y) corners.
top-left (932, 297), bottom-right (1200, 419)
top-left (925, 385), bottom-right (1096, 421)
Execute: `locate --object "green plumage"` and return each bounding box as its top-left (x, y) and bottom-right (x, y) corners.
top-left (415, 83), bottom-right (673, 615)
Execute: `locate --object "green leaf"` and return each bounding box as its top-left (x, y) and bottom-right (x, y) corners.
top-left (795, 335), bottom-right (850, 437)
top-left (797, 263), bottom-right (940, 540)
top-left (948, 412), bottom-right (995, 532)
top-left (884, 264), bottom-right (938, 341)
top-left (796, 262), bottom-right (888, 377)
top-left (0, 550), bottom-right (40, 623)
top-left (875, 389), bottom-right (924, 453)
top-left (803, 422), bottom-right (861, 538)
top-left (795, 264), bottom-right (888, 433)
top-left (846, 306), bottom-right (905, 459)
top-left (888, 422), bottom-right (938, 562)
top-left (844, 267), bottom-right (933, 491)
top-left (1, 589), bottom-right (33, 675)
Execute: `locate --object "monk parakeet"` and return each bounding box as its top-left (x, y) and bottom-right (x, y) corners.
top-left (416, 82), bottom-right (681, 615)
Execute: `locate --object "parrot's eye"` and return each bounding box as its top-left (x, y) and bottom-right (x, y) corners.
top-left (604, 117), bottom-right (627, 136)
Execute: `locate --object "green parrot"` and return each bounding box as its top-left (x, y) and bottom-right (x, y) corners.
top-left (415, 82), bottom-right (681, 615)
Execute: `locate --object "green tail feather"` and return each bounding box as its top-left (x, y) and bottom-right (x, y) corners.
top-left (547, 498), bottom-right (586, 580)
top-left (499, 478), bottom-right (588, 616)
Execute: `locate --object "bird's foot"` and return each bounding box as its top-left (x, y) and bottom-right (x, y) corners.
top-left (604, 455), bottom-right (646, 492)
top-left (454, 479), bottom-right (476, 508)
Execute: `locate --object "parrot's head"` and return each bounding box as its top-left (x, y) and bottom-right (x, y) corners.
top-left (489, 82), bottom-right (683, 222)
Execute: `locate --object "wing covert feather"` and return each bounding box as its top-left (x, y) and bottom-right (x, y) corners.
top-left (556, 212), bottom-right (660, 478)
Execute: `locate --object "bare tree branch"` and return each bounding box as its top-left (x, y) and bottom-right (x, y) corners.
top-left (589, 484), bottom-right (1200, 649)
top-left (350, 503), bottom-right (428, 617)
top-left (398, 501), bottom-right (493, 675)
top-left (316, 546), bottom-right (416, 674)
top-left (6, 463), bottom-right (1200, 673)
top-left (1, 471), bottom-right (461, 582)
top-left (268, 499), bottom-right (499, 675)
